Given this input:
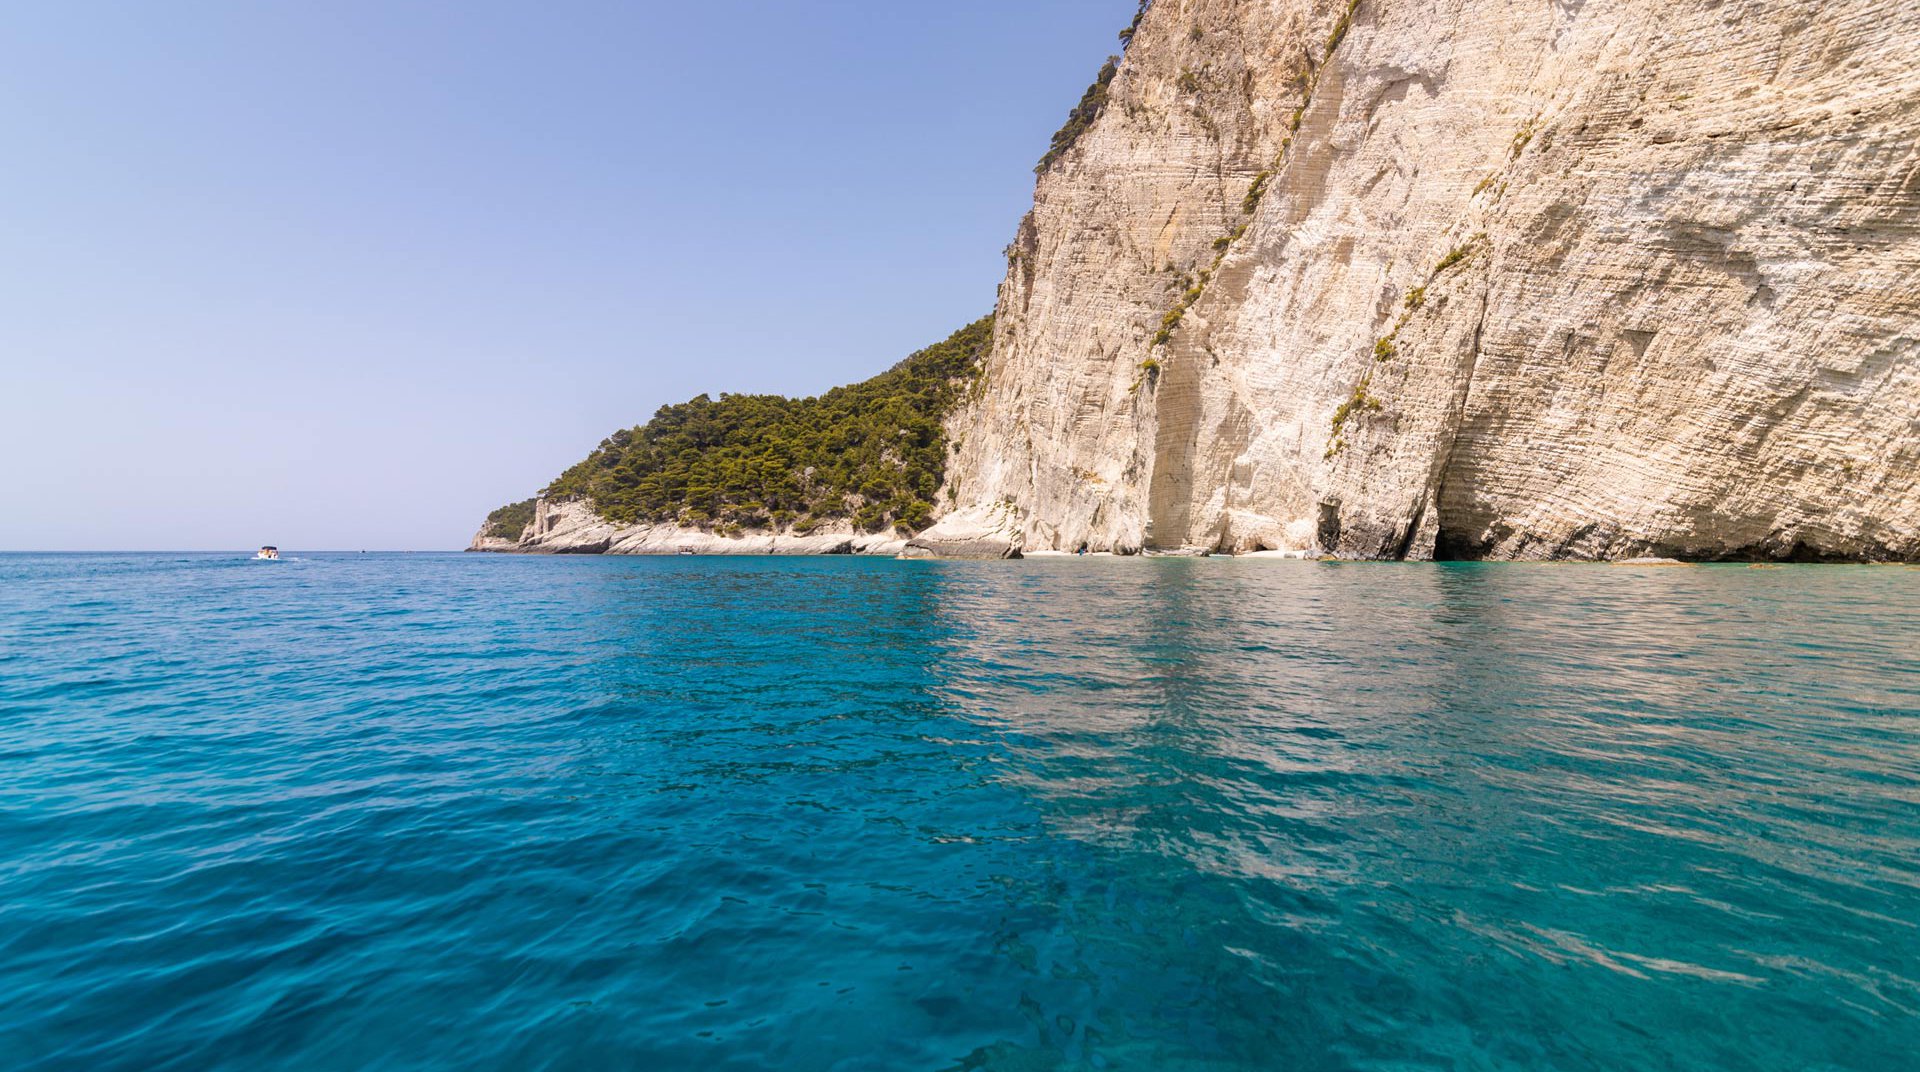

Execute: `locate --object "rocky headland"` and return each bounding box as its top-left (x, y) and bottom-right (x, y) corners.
top-left (476, 0), bottom-right (1920, 562)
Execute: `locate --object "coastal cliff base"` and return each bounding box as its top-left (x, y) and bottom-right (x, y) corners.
top-left (901, 503), bottom-right (1026, 560)
top-left (468, 498), bottom-right (906, 557)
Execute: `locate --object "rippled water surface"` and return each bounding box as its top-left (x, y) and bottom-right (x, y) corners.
top-left (3, 553), bottom-right (1918, 1070)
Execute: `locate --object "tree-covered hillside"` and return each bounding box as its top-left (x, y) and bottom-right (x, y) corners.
top-left (508, 317), bottom-right (992, 536)
top-left (481, 498), bottom-right (536, 541)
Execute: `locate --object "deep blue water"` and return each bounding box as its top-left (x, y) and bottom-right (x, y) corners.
top-left (2, 553), bottom-right (1917, 1071)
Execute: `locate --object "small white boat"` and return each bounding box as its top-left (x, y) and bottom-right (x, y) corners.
top-left (255, 545), bottom-right (280, 560)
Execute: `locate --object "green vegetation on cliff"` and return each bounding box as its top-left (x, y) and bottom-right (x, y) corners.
top-left (1035, 2), bottom-right (1152, 175)
top-left (525, 317), bottom-right (992, 535)
top-left (1035, 55), bottom-right (1119, 175)
top-left (482, 498), bottom-right (536, 541)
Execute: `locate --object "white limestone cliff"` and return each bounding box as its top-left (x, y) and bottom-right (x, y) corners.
top-left (467, 533), bottom-right (521, 553)
top-left (915, 0), bottom-right (1920, 561)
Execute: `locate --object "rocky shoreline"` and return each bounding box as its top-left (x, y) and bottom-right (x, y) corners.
top-left (471, 498), bottom-right (1920, 563)
top-left (469, 498), bottom-right (912, 557)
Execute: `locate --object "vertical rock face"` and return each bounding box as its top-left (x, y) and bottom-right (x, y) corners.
top-left (930, 0), bottom-right (1920, 560)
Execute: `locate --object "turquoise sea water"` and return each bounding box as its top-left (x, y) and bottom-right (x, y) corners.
top-left (2, 553), bottom-right (1917, 1071)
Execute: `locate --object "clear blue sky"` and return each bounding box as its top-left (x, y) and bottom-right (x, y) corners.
top-left (0, 0), bottom-right (1128, 550)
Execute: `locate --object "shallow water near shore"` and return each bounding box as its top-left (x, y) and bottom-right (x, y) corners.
top-left (3, 552), bottom-right (1917, 1070)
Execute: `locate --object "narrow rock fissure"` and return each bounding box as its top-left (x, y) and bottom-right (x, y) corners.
top-left (1392, 495), bottom-right (1427, 561)
top-left (1426, 275), bottom-right (1493, 560)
